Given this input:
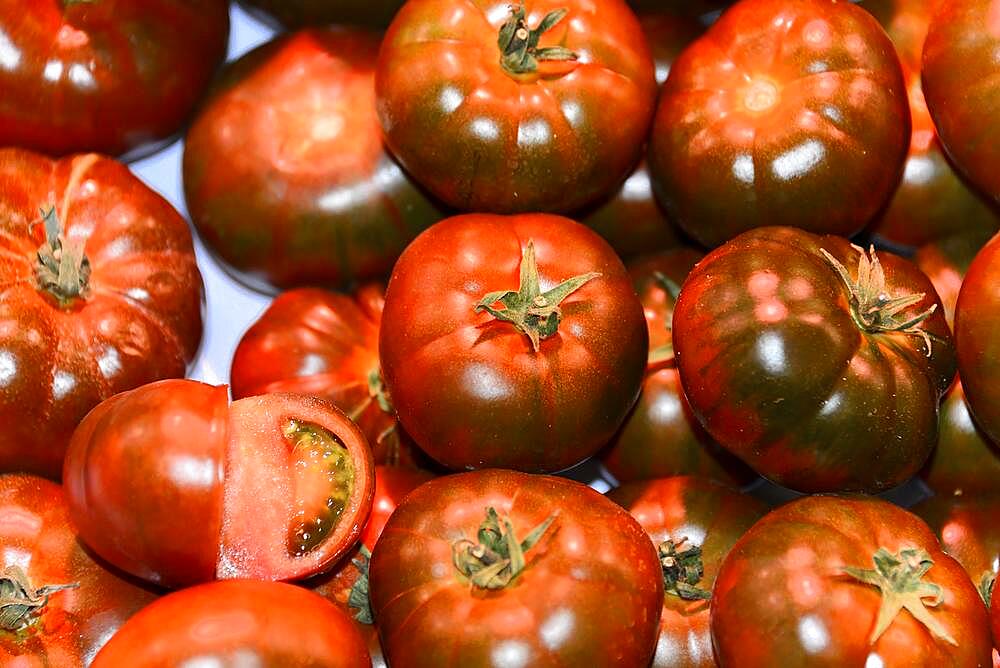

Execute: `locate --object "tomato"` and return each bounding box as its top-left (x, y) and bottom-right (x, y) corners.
top-left (922, 0), bottom-right (1000, 205)
top-left (91, 580), bottom-right (370, 667)
top-left (184, 29), bottom-right (442, 294)
top-left (0, 149), bottom-right (204, 479)
top-left (63, 379), bottom-right (375, 588)
top-left (921, 381), bottom-right (1000, 496)
top-left (600, 249), bottom-right (753, 485)
top-left (379, 214), bottom-right (647, 472)
top-left (607, 476), bottom-right (766, 667)
top-left (0, 474), bottom-right (157, 666)
top-left (914, 232), bottom-right (989, 328)
top-left (240, 0), bottom-right (405, 28)
top-left (0, 1), bottom-right (228, 160)
top-left (672, 226), bottom-right (956, 493)
top-left (648, 0), bottom-right (909, 249)
top-left (375, 0), bottom-right (657, 214)
top-left (369, 469), bottom-right (664, 667)
top-left (993, 585), bottom-right (999, 652)
top-left (712, 495), bottom-right (994, 666)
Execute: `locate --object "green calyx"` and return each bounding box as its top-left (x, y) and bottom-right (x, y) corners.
top-left (498, 4), bottom-right (577, 75)
top-left (979, 571), bottom-right (995, 607)
top-left (659, 537), bottom-right (711, 601)
top-left (452, 507), bottom-right (557, 590)
top-left (475, 240), bottom-right (600, 352)
top-left (366, 368), bottom-right (393, 415)
top-left (35, 206), bottom-right (91, 308)
top-left (347, 545), bottom-right (374, 625)
top-left (0, 566), bottom-right (78, 633)
top-left (843, 547), bottom-right (956, 646)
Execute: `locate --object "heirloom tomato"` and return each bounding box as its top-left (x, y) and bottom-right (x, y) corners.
top-left (91, 580), bottom-right (370, 667)
top-left (649, 0), bottom-right (909, 248)
top-left (0, 475), bottom-right (157, 666)
top-left (375, 0), bottom-right (657, 213)
top-left (672, 227), bottom-right (955, 493)
top-left (920, 381), bottom-right (1000, 496)
top-left (63, 379), bottom-right (375, 588)
top-left (379, 214), bottom-right (647, 472)
top-left (0, 0), bottom-right (228, 160)
top-left (712, 495), bottom-right (994, 666)
top-left (240, 0), bottom-right (404, 28)
top-left (369, 469), bottom-right (664, 667)
top-left (914, 232), bottom-right (989, 328)
top-left (0, 149), bottom-right (203, 479)
top-left (922, 0), bottom-right (1000, 204)
top-left (607, 476), bottom-right (766, 667)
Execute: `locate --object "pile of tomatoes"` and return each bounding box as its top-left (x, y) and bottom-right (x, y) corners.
top-left (1, 0), bottom-right (999, 666)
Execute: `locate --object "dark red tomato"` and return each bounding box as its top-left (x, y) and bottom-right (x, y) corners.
top-left (649, 0), bottom-right (909, 248)
top-left (607, 476), bottom-right (766, 667)
top-left (91, 580), bottom-right (370, 667)
top-left (379, 214), bottom-right (648, 472)
top-left (712, 495), bottom-right (994, 666)
top-left (922, 0), bottom-right (1000, 205)
top-left (921, 381), bottom-right (1000, 496)
top-left (375, 0), bottom-right (657, 214)
top-left (993, 586), bottom-right (999, 652)
top-left (600, 249), bottom-right (753, 485)
top-left (0, 149), bottom-right (204, 479)
top-left (673, 226), bottom-right (956, 493)
top-left (369, 469), bottom-right (664, 667)
top-left (0, 1), bottom-right (228, 160)
top-left (184, 28), bottom-right (442, 294)
top-left (240, 0), bottom-right (405, 27)
top-left (0, 474), bottom-right (157, 666)
top-left (914, 232), bottom-right (991, 328)
top-left (63, 379), bottom-right (375, 588)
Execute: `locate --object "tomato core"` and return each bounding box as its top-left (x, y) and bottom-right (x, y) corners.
top-left (743, 79), bottom-right (780, 112)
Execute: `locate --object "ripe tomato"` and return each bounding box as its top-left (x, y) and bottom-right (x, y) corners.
top-left (712, 495), bottom-right (994, 666)
top-left (600, 249), bottom-right (753, 485)
top-left (240, 0), bottom-right (405, 27)
top-left (0, 149), bottom-right (204, 479)
top-left (63, 379), bottom-right (375, 588)
top-left (379, 214), bottom-right (648, 472)
top-left (914, 232), bottom-right (988, 328)
top-left (993, 586), bottom-right (999, 652)
top-left (922, 0), bottom-right (1000, 205)
top-left (921, 381), bottom-right (1000, 496)
top-left (375, 0), bottom-right (657, 214)
top-left (369, 469), bottom-right (664, 667)
top-left (673, 226), bottom-right (956, 493)
top-left (184, 28), bottom-right (442, 293)
top-left (649, 0), bottom-right (909, 248)
top-left (607, 476), bottom-right (766, 667)
top-left (0, 474), bottom-right (157, 666)
top-left (0, 1), bottom-right (228, 160)
top-left (91, 580), bottom-right (370, 667)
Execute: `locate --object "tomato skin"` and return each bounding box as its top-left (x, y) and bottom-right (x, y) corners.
top-left (672, 226), bottom-right (955, 493)
top-left (0, 149), bottom-right (204, 479)
top-left (375, 0), bottom-right (657, 214)
top-left (369, 469), bottom-right (664, 667)
top-left (712, 495), bottom-right (994, 666)
top-left (0, 1), bottom-right (228, 160)
top-left (379, 214), bottom-right (648, 473)
top-left (993, 586), bottom-right (999, 651)
top-left (913, 495), bottom-right (1000, 594)
top-left (914, 232), bottom-right (988, 329)
top-left (922, 0), bottom-right (1000, 205)
top-left (92, 580), bottom-right (370, 667)
top-left (920, 381), bottom-right (1000, 496)
top-left (607, 476), bottom-right (766, 667)
top-left (648, 0), bottom-right (909, 248)
top-left (240, 0), bottom-right (405, 27)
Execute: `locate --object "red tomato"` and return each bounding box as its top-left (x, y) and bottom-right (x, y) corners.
top-left (648, 0), bottom-right (909, 248)
top-left (914, 232), bottom-right (989, 329)
top-left (607, 476), bottom-right (767, 667)
top-left (240, 0), bottom-right (405, 27)
top-left (672, 227), bottom-right (956, 493)
top-left (379, 214), bottom-right (648, 472)
top-left (921, 381), bottom-right (1000, 496)
top-left (712, 495), bottom-right (994, 666)
top-left (0, 1), bottom-right (228, 160)
top-left (91, 580), bottom-right (370, 667)
top-left (63, 379), bottom-right (375, 588)
top-left (922, 0), bottom-right (1000, 205)
top-left (369, 469), bottom-right (664, 667)
top-left (0, 149), bottom-right (204, 479)
top-left (375, 0), bottom-right (657, 213)
top-left (0, 474), bottom-right (157, 666)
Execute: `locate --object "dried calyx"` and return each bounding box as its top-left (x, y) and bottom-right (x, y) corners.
top-left (35, 206), bottom-right (91, 307)
top-left (498, 4), bottom-right (577, 75)
top-left (659, 537), bottom-right (711, 601)
top-left (452, 507), bottom-right (557, 590)
top-left (0, 566), bottom-right (78, 632)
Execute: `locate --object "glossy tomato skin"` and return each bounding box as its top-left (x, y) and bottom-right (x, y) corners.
top-left (922, 0), bottom-right (1000, 204)
top-left (712, 495), bottom-right (993, 666)
top-left (92, 580), bottom-right (370, 667)
top-left (649, 0), bottom-right (909, 248)
top-left (185, 28), bottom-right (442, 294)
top-left (240, 0), bottom-right (405, 27)
top-left (0, 149), bottom-right (204, 479)
top-left (607, 476), bottom-right (767, 667)
top-left (673, 226), bottom-right (956, 493)
top-left (914, 232), bottom-right (987, 328)
top-left (0, 1), bottom-right (228, 160)
top-left (369, 469), bottom-right (664, 667)
top-left (913, 494), bottom-right (1000, 593)
top-left (379, 214), bottom-right (648, 472)
top-left (921, 381), bottom-right (1000, 495)
top-left (0, 475), bottom-right (158, 667)
top-left (376, 0), bottom-right (657, 214)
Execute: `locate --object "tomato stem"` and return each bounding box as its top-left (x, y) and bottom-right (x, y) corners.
top-left (451, 507), bottom-right (557, 589)
top-left (0, 566), bottom-right (78, 632)
top-left (34, 206), bottom-right (91, 308)
top-left (498, 4), bottom-right (577, 76)
top-left (347, 545), bottom-right (374, 625)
